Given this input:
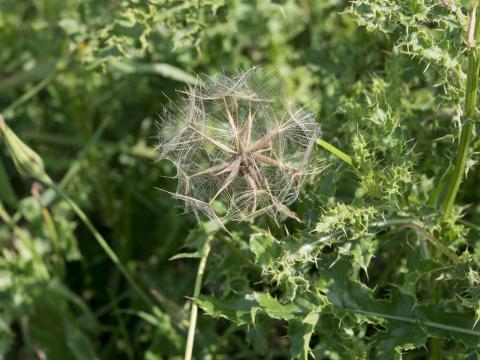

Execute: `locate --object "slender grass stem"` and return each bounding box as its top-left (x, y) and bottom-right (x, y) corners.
top-left (3, 70), bottom-right (56, 117)
top-left (337, 308), bottom-right (480, 337)
top-left (184, 235), bottom-right (213, 360)
top-left (316, 138), bottom-right (353, 167)
top-left (400, 223), bottom-right (460, 265)
top-left (373, 245), bottom-right (404, 296)
top-left (458, 218), bottom-right (480, 231)
top-left (0, 116), bottom-right (161, 320)
top-left (0, 156), bottom-right (18, 206)
top-left (48, 180), bottom-right (156, 309)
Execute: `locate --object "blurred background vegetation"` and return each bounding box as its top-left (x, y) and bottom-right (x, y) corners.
top-left (1, 0), bottom-right (480, 359)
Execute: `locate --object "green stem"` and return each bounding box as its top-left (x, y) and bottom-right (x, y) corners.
top-left (184, 235), bottom-right (213, 360)
top-left (401, 223), bottom-right (460, 265)
top-left (374, 245), bottom-right (404, 296)
top-left (3, 70), bottom-right (56, 117)
top-left (458, 218), bottom-right (480, 232)
top-left (440, 3), bottom-right (480, 220)
top-left (0, 156), bottom-right (18, 206)
top-left (440, 123), bottom-right (475, 219)
top-left (431, 4), bottom-right (480, 358)
top-left (47, 180), bottom-right (156, 309)
top-left (316, 138), bottom-right (353, 167)
top-left (0, 115), bottom-right (156, 309)
top-left (338, 308), bottom-right (480, 337)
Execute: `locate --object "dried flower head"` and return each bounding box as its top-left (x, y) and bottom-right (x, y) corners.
top-left (157, 68), bottom-right (321, 230)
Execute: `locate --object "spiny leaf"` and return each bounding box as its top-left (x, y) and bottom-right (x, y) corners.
top-left (249, 229), bottom-right (316, 301)
top-left (288, 311), bottom-right (319, 360)
top-left (196, 292), bottom-right (322, 358)
top-left (319, 257), bottom-right (480, 357)
top-left (196, 292), bottom-right (316, 323)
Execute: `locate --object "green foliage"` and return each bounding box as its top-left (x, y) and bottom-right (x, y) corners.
top-left (1, 0), bottom-right (480, 359)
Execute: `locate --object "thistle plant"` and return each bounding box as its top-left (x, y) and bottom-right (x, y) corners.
top-left (157, 68), bottom-right (321, 229)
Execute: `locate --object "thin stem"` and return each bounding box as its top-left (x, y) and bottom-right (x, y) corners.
top-left (400, 223), bottom-right (460, 265)
top-left (3, 70), bottom-right (56, 117)
top-left (316, 138), bottom-right (353, 167)
top-left (0, 115), bottom-right (159, 311)
top-left (336, 308), bottom-right (480, 338)
top-left (47, 180), bottom-right (156, 309)
top-left (184, 235), bottom-right (213, 360)
top-left (441, 3), bottom-right (480, 220)
top-left (0, 156), bottom-right (18, 206)
top-left (440, 123), bottom-right (475, 219)
top-left (433, 7), bottom-right (480, 356)
top-left (373, 245), bottom-right (404, 296)
top-left (458, 218), bottom-right (480, 231)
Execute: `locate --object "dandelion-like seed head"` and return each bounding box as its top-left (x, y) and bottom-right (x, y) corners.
top-left (157, 68), bottom-right (322, 230)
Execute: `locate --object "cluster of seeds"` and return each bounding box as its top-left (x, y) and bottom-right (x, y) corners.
top-left (157, 68), bottom-right (321, 230)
